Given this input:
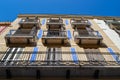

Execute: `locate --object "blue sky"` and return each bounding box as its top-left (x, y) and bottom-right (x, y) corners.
top-left (0, 0), bottom-right (120, 21)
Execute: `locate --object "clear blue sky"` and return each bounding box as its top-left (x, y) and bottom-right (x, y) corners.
top-left (0, 0), bottom-right (120, 21)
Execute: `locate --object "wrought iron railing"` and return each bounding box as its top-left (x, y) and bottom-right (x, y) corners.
top-left (42, 31), bottom-right (67, 38)
top-left (5, 29), bottom-right (36, 37)
top-left (47, 19), bottom-right (63, 23)
top-left (19, 19), bottom-right (39, 24)
top-left (71, 20), bottom-right (91, 25)
top-left (0, 52), bottom-right (120, 67)
top-left (73, 31), bottom-right (102, 38)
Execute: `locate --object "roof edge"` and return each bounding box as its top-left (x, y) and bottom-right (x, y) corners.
top-left (18, 14), bottom-right (120, 20)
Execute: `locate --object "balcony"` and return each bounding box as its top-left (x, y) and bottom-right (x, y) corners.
top-left (42, 30), bottom-right (69, 44)
top-left (105, 20), bottom-right (120, 35)
top-left (5, 27), bottom-right (37, 47)
top-left (105, 20), bottom-right (120, 25)
top-left (71, 19), bottom-right (91, 29)
top-left (19, 17), bottom-right (40, 29)
top-left (73, 30), bottom-right (103, 45)
top-left (46, 18), bottom-right (65, 30)
top-left (19, 17), bottom-right (39, 24)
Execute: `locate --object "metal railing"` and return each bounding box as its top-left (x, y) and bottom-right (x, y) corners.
top-left (0, 52), bottom-right (120, 67)
top-left (42, 31), bottom-right (67, 38)
top-left (73, 31), bottom-right (102, 38)
top-left (5, 29), bottom-right (36, 37)
top-left (19, 19), bottom-right (39, 24)
top-left (47, 19), bottom-right (63, 23)
top-left (71, 20), bottom-right (91, 25)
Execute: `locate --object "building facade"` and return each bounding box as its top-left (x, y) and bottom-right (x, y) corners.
top-left (0, 14), bottom-right (120, 79)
